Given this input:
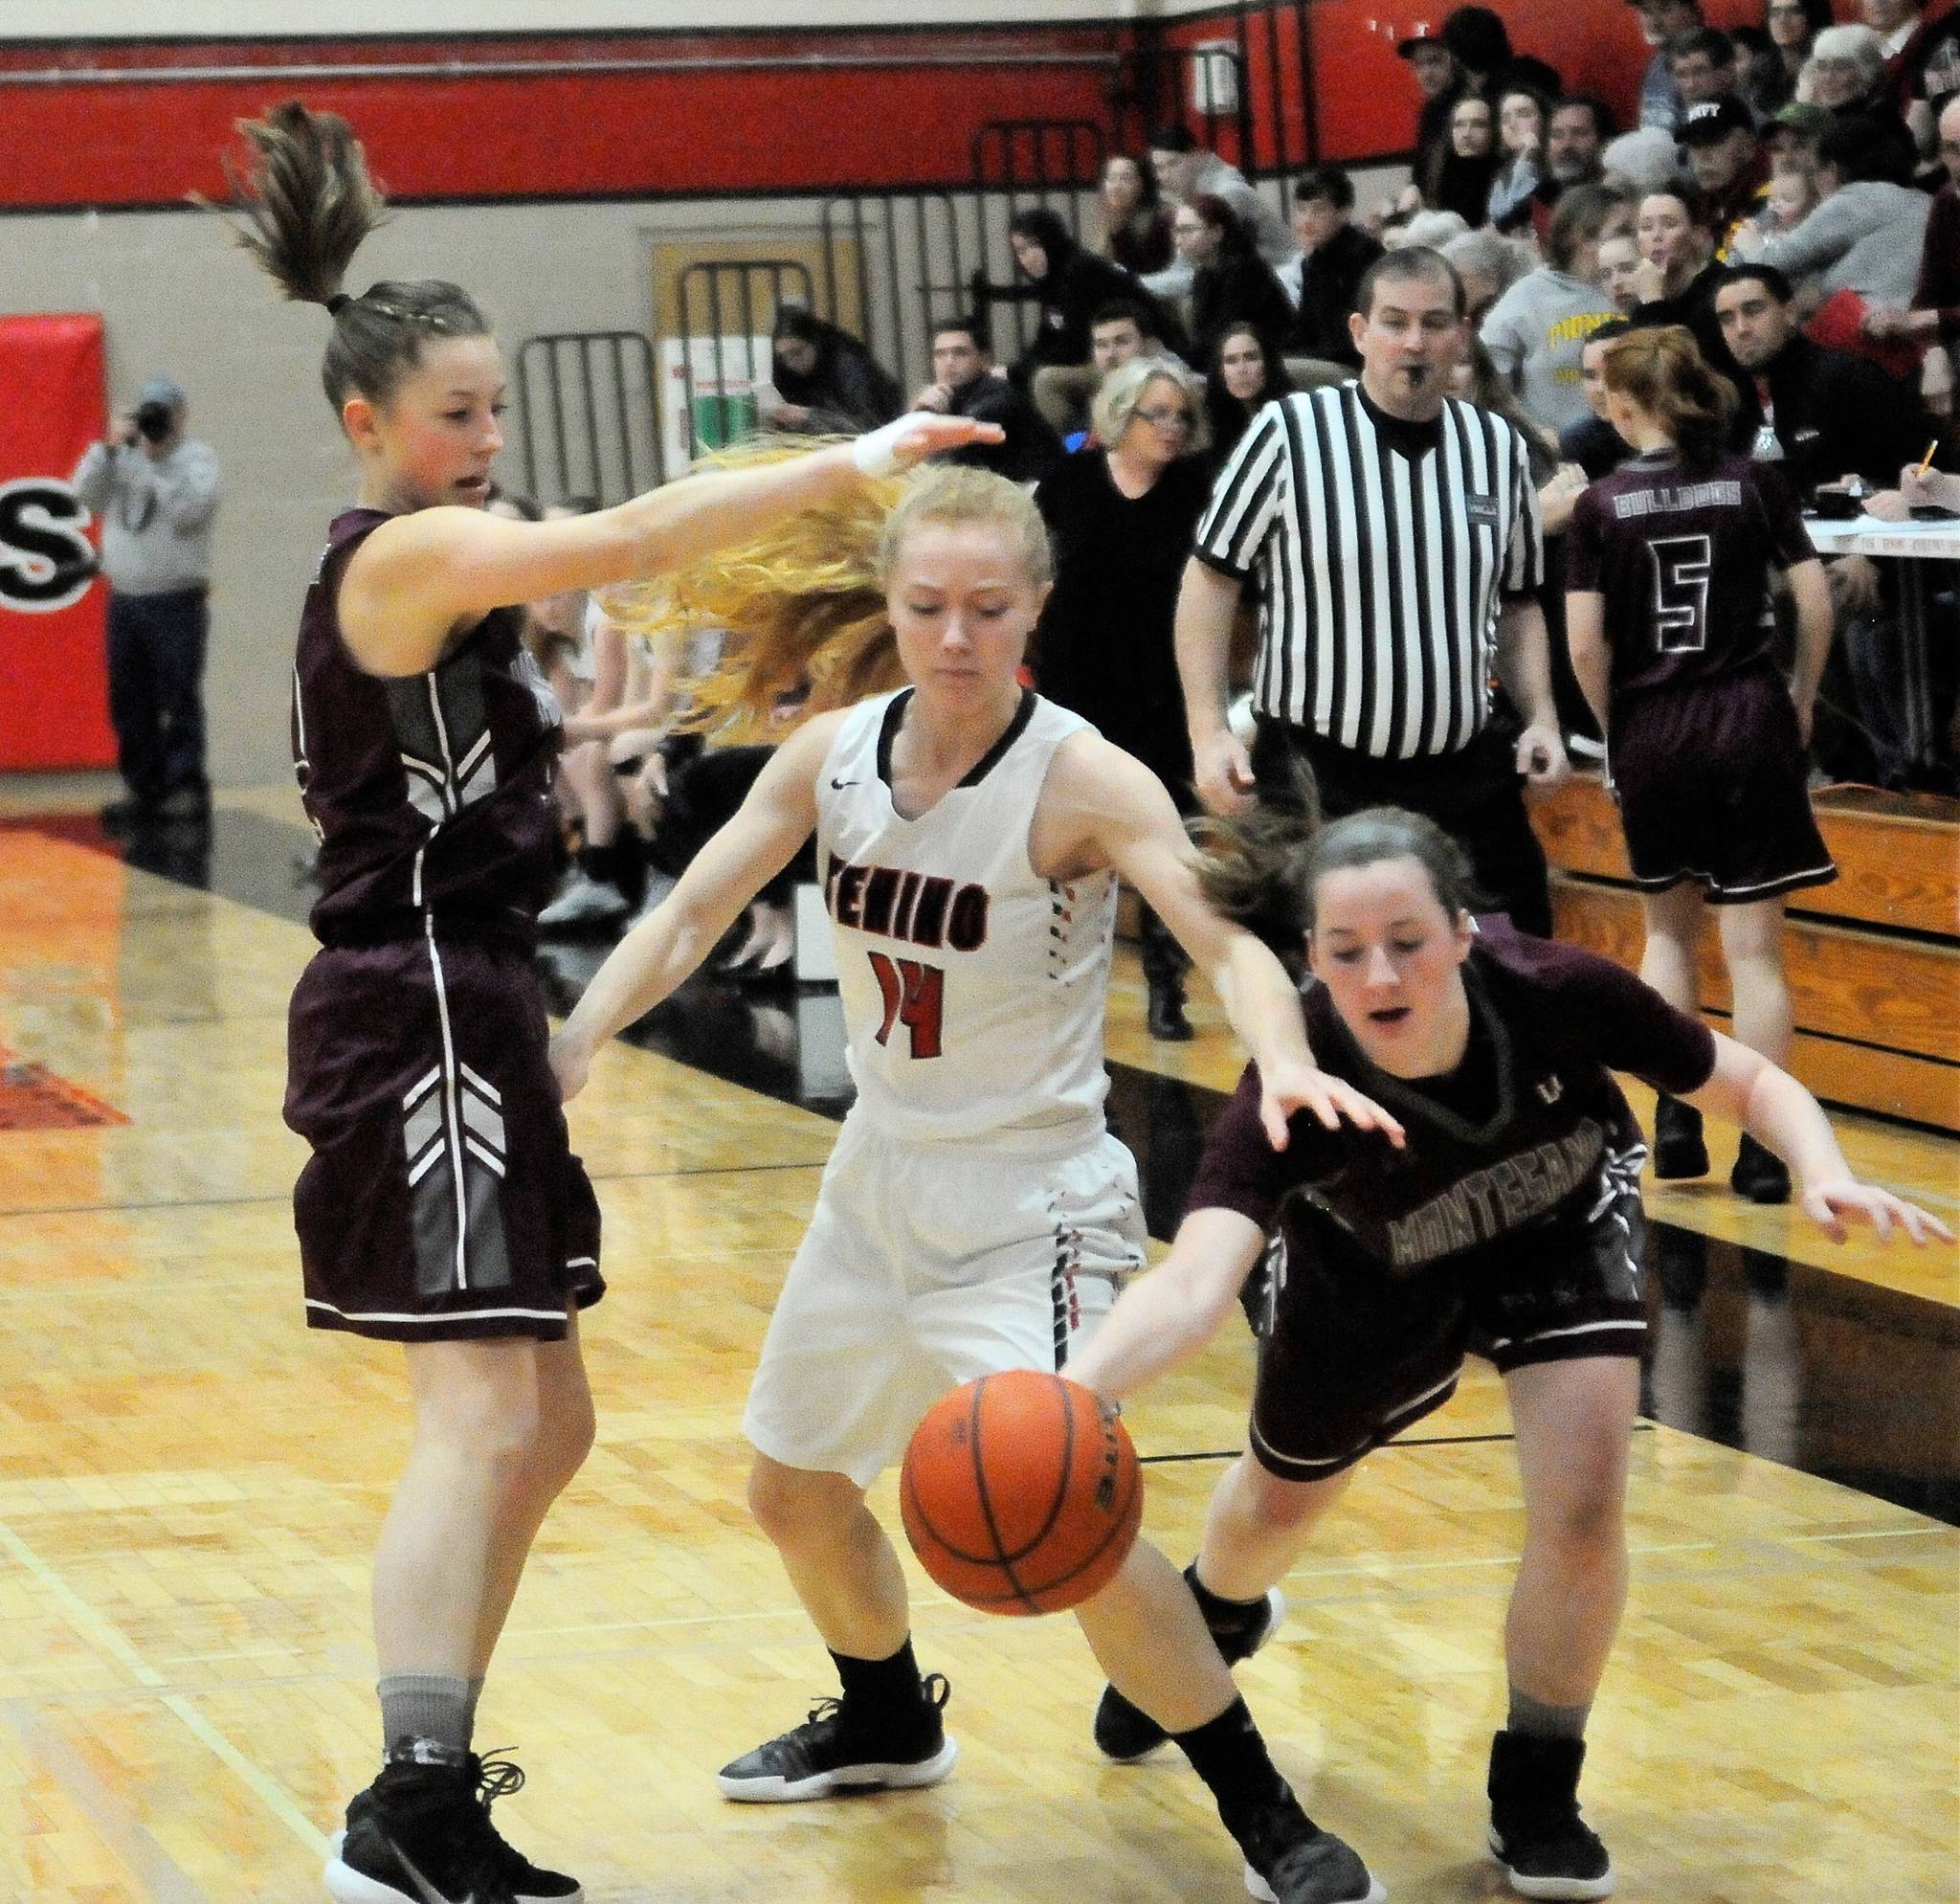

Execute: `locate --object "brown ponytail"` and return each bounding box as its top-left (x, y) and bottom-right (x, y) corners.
top-left (1597, 325), bottom-right (1736, 468)
top-left (1190, 770), bottom-right (1481, 972)
top-left (218, 100), bottom-right (490, 412)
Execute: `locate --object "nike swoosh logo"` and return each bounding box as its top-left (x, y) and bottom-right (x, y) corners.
top-left (830, 776), bottom-right (859, 789)
top-left (390, 1839), bottom-right (472, 1904)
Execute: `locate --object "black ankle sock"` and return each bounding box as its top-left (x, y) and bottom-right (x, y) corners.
top-left (1173, 1696), bottom-right (1301, 1846)
top-left (831, 1639), bottom-right (925, 1723)
top-left (1185, 1561), bottom-right (1268, 1642)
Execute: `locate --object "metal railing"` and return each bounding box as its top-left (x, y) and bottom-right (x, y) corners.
top-left (674, 259), bottom-right (815, 454)
top-left (514, 329), bottom-right (661, 504)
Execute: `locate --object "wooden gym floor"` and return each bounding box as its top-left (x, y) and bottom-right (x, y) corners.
top-left (0, 785), bottom-right (1953, 1903)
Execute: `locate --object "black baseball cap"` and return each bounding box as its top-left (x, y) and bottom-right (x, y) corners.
top-left (1679, 97), bottom-right (1755, 145)
top-left (1398, 26), bottom-right (1447, 56)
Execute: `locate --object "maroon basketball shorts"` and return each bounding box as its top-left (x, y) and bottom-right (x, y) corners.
top-left (1248, 1177), bottom-right (1648, 1482)
top-left (285, 936), bottom-right (603, 1342)
top-left (1609, 669), bottom-right (1838, 906)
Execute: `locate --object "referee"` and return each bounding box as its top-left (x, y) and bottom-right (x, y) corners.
top-left (1176, 246), bottom-right (1567, 935)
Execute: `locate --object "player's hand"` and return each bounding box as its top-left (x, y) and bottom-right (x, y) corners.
top-left (1258, 1062), bottom-right (1406, 1152)
top-left (1515, 723), bottom-right (1569, 789)
top-left (1193, 727), bottom-right (1258, 816)
top-left (1800, 1178), bottom-right (1952, 1246)
top-left (851, 411), bottom-right (1004, 479)
top-left (547, 1029), bottom-right (593, 1105)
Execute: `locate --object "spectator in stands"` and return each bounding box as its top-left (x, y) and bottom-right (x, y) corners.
top-left (763, 308), bottom-right (902, 436)
top-left (1734, 112), bottom-right (1930, 323)
top-left (1681, 99), bottom-right (1772, 256)
top-left (1602, 123), bottom-right (1691, 197)
top-left (1488, 84), bottom-right (1552, 231)
top-left (1146, 123), bottom-right (1299, 285)
top-left (1766, 100), bottom-right (1833, 167)
top-left (1398, 29), bottom-right (1465, 208)
top-left (1717, 261), bottom-right (1936, 786)
top-left (1441, 227), bottom-right (1530, 324)
top-left (1630, 0), bottom-right (1705, 128)
top-left (1668, 29), bottom-right (1748, 115)
top-left (1204, 323), bottom-right (1298, 465)
top-left (1546, 96), bottom-right (1615, 190)
top-left (1561, 316), bottom-right (1638, 475)
top-left (1177, 194), bottom-right (1298, 367)
top-left (1389, 209), bottom-right (1474, 249)
top-left (1596, 226), bottom-right (1647, 310)
top-left (1865, 0), bottom-right (1960, 128)
top-left (1279, 164), bottom-right (1384, 385)
top-left (1002, 208), bottom-right (1154, 435)
top-left (1805, 25), bottom-right (1890, 116)
top-left (1061, 301), bottom-right (1177, 451)
top-left (1096, 153), bottom-right (1176, 278)
top-left (1630, 184), bottom-right (1743, 400)
top-left (911, 316), bottom-right (1062, 484)
top-left (1731, 24), bottom-right (1791, 119)
top-left (1435, 94), bottom-right (1503, 226)
top-left (1719, 262), bottom-right (1930, 494)
top-left (1033, 355), bottom-right (1213, 1039)
top-left (1763, 0), bottom-right (1836, 111)
top-left (1863, 92), bottom-right (1960, 414)
top-left (1481, 183), bottom-right (1633, 434)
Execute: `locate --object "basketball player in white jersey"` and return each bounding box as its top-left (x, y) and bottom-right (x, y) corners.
top-left (552, 465), bottom-right (1401, 1903)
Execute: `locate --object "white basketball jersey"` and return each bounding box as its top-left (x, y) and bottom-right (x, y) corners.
top-left (816, 688), bottom-right (1119, 1154)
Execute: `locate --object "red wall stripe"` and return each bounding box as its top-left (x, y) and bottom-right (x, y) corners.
top-left (0, 27), bottom-right (1130, 207)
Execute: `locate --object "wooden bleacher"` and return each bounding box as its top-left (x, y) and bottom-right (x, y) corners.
top-left (1532, 776), bottom-right (1960, 1133)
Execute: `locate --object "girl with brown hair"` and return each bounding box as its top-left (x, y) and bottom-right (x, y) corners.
top-left (1564, 325), bottom-right (1837, 1202)
top-left (221, 98), bottom-right (993, 1904)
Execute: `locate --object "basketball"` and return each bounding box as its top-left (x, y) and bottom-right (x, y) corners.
top-left (900, 1369), bottom-right (1144, 1617)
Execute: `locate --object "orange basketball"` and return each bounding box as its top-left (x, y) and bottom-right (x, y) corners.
top-left (900, 1369), bottom-right (1144, 1616)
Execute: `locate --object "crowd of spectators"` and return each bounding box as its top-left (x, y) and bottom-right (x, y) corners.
top-left (524, 0), bottom-right (1960, 1024)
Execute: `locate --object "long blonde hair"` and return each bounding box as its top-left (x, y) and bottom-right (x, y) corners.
top-left (606, 450), bottom-right (1050, 738)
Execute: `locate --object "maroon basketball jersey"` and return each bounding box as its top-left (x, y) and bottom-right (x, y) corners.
top-left (292, 508), bottom-right (563, 946)
top-left (1188, 920), bottom-right (1716, 1280)
top-left (1565, 452), bottom-right (1815, 698)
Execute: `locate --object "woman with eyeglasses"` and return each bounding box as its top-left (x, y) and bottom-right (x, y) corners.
top-left (1033, 356), bottom-right (1215, 1039)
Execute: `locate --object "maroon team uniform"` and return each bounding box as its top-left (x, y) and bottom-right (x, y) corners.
top-left (283, 508), bottom-right (603, 1341)
top-left (1191, 922), bottom-right (1715, 1477)
top-left (1566, 450), bottom-right (1836, 904)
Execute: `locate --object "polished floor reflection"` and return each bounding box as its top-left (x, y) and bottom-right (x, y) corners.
top-left (0, 795), bottom-right (1951, 1904)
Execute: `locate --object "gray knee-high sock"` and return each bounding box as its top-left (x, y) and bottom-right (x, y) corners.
top-left (1506, 1687), bottom-right (1590, 1740)
top-left (378, 1673), bottom-right (473, 1758)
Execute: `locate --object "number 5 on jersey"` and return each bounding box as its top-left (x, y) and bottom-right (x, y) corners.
top-left (868, 950), bottom-right (946, 1059)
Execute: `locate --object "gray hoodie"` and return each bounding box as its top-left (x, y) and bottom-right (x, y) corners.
top-left (71, 437), bottom-right (220, 595)
top-left (1756, 180), bottom-right (1932, 309)
top-left (1480, 268), bottom-right (1619, 437)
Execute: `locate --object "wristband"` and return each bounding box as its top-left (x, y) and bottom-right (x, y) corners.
top-left (850, 414), bottom-right (926, 481)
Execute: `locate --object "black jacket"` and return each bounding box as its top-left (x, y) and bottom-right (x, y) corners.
top-left (1285, 224), bottom-right (1385, 364)
top-left (940, 373), bottom-right (1064, 485)
top-left (1735, 335), bottom-right (1932, 502)
top-left (771, 319), bottom-right (902, 433)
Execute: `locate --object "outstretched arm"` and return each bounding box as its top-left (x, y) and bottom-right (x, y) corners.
top-left (1683, 1036), bottom-right (1952, 1244)
top-left (1046, 735), bottom-right (1404, 1150)
top-left (341, 414), bottom-right (1001, 678)
top-left (1067, 1209), bottom-right (1269, 1402)
top-left (548, 715), bottom-right (838, 1100)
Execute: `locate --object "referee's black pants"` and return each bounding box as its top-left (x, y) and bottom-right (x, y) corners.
top-left (1250, 717), bottom-right (1553, 939)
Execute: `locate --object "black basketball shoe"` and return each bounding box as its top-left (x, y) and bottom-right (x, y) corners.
top-left (1486, 1729), bottom-right (1615, 1899)
top-left (325, 1743), bottom-right (580, 1904)
top-left (1236, 1794), bottom-right (1386, 1904)
top-left (1728, 1132), bottom-right (1791, 1204)
top-left (1094, 1581), bottom-right (1287, 1761)
top-left (1650, 1094), bottom-right (1709, 1180)
top-left (717, 1672), bottom-right (956, 1802)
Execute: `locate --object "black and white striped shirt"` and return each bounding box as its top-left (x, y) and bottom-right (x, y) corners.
top-left (1195, 385), bottom-right (1544, 760)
